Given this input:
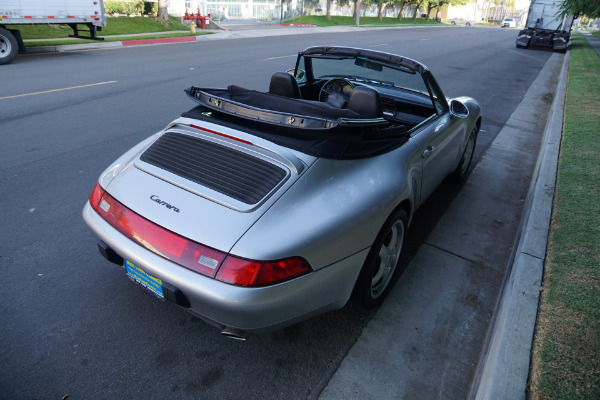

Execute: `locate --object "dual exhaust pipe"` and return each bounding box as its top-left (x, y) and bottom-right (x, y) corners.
top-left (221, 327), bottom-right (251, 341)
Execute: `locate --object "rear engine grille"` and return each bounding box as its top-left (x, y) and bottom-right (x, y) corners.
top-left (140, 132), bottom-right (287, 204)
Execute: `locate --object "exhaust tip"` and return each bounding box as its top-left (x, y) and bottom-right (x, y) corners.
top-left (221, 327), bottom-right (250, 341)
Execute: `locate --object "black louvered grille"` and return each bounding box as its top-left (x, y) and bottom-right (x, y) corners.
top-left (140, 132), bottom-right (287, 204)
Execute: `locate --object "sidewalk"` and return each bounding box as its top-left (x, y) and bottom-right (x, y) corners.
top-left (318, 51), bottom-right (567, 400)
top-left (582, 30), bottom-right (600, 57)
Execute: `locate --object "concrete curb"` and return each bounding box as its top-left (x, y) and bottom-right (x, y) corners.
top-left (471, 52), bottom-right (569, 400)
top-left (24, 34), bottom-right (211, 54)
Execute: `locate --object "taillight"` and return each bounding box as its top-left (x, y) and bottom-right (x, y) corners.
top-left (88, 183), bottom-right (312, 286)
top-left (89, 182), bottom-right (106, 211)
top-left (216, 256), bottom-right (312, 287)
top-left (92, 188), bottom-right (226, 277)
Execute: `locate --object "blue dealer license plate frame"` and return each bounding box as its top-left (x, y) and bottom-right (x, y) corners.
top-left (125, 260), bottom-right (164, 299)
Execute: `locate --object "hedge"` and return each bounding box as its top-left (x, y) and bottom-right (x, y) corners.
top-left (104, 1), bottom-right (158, 16)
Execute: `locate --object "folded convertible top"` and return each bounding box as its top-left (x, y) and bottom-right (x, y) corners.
top-left (181, 86), bottom-right (409, 160)
top-left (185, 86), bottom-right (387, 130)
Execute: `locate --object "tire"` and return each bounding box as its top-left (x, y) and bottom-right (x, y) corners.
top-left (452, 124), bottom-right (478, 180)
top-left (355, 208), bottom-right (408, 309)
top-left (0, 27), bottom-right (19, 65)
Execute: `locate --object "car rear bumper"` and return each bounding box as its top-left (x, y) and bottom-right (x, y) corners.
top-left (83, 202), bottom-right (368, 333)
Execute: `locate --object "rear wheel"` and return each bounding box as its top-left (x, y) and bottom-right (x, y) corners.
top-left (453, 124), bottom-right (477, 180)
top-left (0, 28), bottom-right (18, 65)
top-left (355, 208), bottom-right (408, 309)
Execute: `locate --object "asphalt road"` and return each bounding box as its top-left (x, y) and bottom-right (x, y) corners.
top-left (0, 26), bottom-right (552, 399)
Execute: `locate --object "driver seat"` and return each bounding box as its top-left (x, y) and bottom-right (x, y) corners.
top-left (269, 72), bottom-right (301, 99)
top-left (346, 87), bottom-right (383, 119)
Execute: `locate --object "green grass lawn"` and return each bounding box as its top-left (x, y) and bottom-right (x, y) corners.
top-left (288, 15), bottom-right (443, 27)
top-left (14, 16), bottom-right (188, 39)
top-left (529, 32), bottom-right (600, 399)
top-left (101, 16), bottom-right (188, 34)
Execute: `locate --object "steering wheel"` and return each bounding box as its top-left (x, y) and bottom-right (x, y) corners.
top-left (319, 78), bottom-right (355, 108)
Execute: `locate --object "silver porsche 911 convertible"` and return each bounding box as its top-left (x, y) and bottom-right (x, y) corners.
top-left (83, 46), bottom-right (481, 339)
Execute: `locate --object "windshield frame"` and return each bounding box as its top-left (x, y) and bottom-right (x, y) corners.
top-left (294, 46), bottom-right (448, 114)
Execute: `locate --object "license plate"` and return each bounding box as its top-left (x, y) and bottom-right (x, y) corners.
top-left (125, 260), bottom-right (164, 299)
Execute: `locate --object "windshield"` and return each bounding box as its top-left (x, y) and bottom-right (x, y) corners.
top-left (305, 55), bottom-right (430, 96)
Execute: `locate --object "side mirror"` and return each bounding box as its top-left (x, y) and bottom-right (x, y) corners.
top-left (449, 99), bottom-right (469, 119)
top-left (286, 68), bottom-right (306, 83)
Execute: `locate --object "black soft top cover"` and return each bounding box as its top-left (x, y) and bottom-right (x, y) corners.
top-left (182, 86), bottom-right (409, 160)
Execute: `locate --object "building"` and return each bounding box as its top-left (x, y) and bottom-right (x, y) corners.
top-left (167, 0), bottom-right (293, 20)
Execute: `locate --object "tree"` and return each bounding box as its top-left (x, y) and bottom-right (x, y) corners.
top-left (396, 0), bottom-right (411, 20)
top-left (157, 0), bottom-right (169, 23)
top-left (412, 0), bottom-right (424, 20)
top-left (559, 0), bottom-right (600, 18)
top-left (425, 0), bottom-right (438, 19)
top-left (326, 0), bottom-right (332, 20)
top-left (434, 0), bottom-right (448, 20)
top-left (376, 0), bottom-right (390, 19)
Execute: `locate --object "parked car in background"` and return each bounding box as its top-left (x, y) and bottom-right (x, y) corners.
top-left (502, 18), bottom-right (517, 28)
top-left (450, 18), bottom-right (474, 26)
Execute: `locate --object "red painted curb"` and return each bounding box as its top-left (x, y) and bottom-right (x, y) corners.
top-left (121, 36), bottom-right (197, 46)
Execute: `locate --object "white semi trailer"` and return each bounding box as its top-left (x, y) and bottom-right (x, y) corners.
top-left (0, 0), bottom-right (106, 64)
top-left (516, 0), bottom-right (574, 52)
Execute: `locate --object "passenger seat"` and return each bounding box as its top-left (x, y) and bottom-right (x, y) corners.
top-left (346, 86), bottom-right (383, 119)
top-left (268, 72), bottom-right (302, 99)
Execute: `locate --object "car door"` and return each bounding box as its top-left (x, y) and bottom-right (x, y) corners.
top-left (411, 112), bottom-right (464, 203)
top-left (409, 72), bottom-right (465, 203)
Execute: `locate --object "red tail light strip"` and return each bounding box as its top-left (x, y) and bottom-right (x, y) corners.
top-left (89, 183), bottom-right (224, 277)
top-left (89, 183), bottom-right (311, 286)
